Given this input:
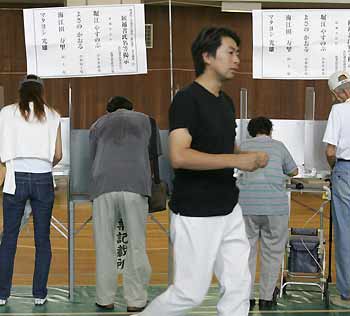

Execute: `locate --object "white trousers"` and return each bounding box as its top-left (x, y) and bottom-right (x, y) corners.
top-left (138, 204), bottom-right (251, 316)
top-left (93, 191), bottom-right (151, 307)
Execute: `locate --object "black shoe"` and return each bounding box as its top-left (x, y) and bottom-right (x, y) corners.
top-left (272, 287), bottom-right (280, 305)
top-left (249, 299), bottom-right (256, 309)
top-left (259, 299), bottom-right (273, 309)
top-left (95, 303), bottom-right (114, 310)
top-left (127, 305), bottom-right (146, 312)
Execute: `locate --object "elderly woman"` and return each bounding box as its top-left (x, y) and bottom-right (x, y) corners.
top-left (0, 74), bottom-right (62, 306)
top-left (238, 117), bottom-right (298, 310)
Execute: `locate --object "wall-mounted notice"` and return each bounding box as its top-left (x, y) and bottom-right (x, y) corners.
top-left (23, 4), bottom-right (147, 78)
top-left (253, 9), bottom-right (350, 79)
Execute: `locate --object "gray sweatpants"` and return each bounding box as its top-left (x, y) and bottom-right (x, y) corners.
top-left (243, 215), bottom-right (288, 301)
top-left (93, 191), bottom-right (151, 307)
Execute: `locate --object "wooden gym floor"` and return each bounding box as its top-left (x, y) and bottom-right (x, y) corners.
top-left (0, 176), bottom-right (344, 315)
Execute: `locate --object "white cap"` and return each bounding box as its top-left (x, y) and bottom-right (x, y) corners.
top-left (328, 71), bottom-right (350, 91)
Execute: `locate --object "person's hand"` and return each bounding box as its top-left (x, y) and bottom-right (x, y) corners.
top-left (236, 152), bottom-right (269, 171)
top-left (255, 151), bottom-right (269, 168)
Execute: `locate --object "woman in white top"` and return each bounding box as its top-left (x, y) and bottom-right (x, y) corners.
top-left (0, 74), bottom-right (62, 306)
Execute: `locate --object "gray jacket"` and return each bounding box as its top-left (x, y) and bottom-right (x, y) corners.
top-left (89, 109), bottom-right (152, 200)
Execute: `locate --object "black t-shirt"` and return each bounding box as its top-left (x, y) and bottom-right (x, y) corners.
top-left (168, 81), bottom-right (239, 217)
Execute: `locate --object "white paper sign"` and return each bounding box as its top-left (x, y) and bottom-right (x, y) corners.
top-left (23, 4), bottom-right (147, 78)
top-left (253, 9), bottom-right (350, 79)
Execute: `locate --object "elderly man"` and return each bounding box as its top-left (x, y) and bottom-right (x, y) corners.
top-left (323, 71), bottom-right (350, 307)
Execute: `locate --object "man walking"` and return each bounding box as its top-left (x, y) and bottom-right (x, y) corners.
top-left (134, 27), bottom-right (268, 316)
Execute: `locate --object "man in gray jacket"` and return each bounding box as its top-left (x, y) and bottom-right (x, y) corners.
top-left (89, 96), bottom-right (152, 312)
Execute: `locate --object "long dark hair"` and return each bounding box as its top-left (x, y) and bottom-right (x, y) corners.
top-left (18, 74), bottom-right (51, 121)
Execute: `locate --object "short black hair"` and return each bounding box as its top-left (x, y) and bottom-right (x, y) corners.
top-left (247, 117), bottom-right (273, 137)
top-left (106, 96), bottom-right (133, 112)
top-left (191, 27), bottom-right (240, 77)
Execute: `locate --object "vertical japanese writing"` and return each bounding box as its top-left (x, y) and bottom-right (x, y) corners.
top-left (76, 11), bottom-right (83, 50)
top-left (118, 46), bottom-right (122, 70)
top-left (257, 10), bottom-right (350, 78)
top-left (29, 5), bottom-right (144, 77)
top-left (58, 11), bottom-right (66, 74)
top-left (129, 8), bottom-right (136, 66)
top-left (320, 13), bottom-right (327, 76)
top-left (93, 10), bottom-right (101, 49)
top-left (121, 15), bottom-right (129, 65)
top-left (285, 14), bottom-right (292, 76)
top-left (108, 16), bottom-right (113, 41)
top-left (79, 55), bottom-right (84, 74)
top-left (110, 52), bottom-right (115, 73)
top-left (334, 20), bottom-right (340, 71)
top-left (268, 15), bottom-right (275, 53)
top-left (96, 53), bottom-right (101, 73)
top-left (93, 10), bottom-right (102, 73)
top-left (40, 12), bottom-right (48, 51)
top-left (115, 219), bottom-right (128, 271)
top-left (320, 14), bottom-right (327, 52)
top-left (76, 11), bottom-right (84, 74)
top-left (304, 14), bottom-right (310, 76)
top-left (108, 16), bottom-right (115, 73)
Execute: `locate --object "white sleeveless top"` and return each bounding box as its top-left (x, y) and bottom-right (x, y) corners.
top-left (0, 102), bottom-right (60, 194)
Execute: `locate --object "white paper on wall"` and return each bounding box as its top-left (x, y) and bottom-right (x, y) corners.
top-left (23, 4), bottom-right (147, 78)
top-left (253, 9), bottom-right (350, 79)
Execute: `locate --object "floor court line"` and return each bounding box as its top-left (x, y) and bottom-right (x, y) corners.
top-left (1, 310), bottom-right (350, 315)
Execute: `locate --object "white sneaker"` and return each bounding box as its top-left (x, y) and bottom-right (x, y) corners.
top-left (0, 299), bottom-right (7, 306)
top-left (34, 296), bottom-right (47, 305)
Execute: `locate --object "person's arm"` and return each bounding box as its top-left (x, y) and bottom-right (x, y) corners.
top-left (234, 143), bottom-right (262, 155)
top-left (0, 162), bottom-right (5, 186)
top-left (281, 143), bottom-right (298, 177)
top-left (53, 124), bottom-right (62, 167)
top-left (326, 144), bottom-right (337, 169)
top-left (323, 107), bottom-right (339, 170)
top-left (169, 128), bottom-right (268, 172)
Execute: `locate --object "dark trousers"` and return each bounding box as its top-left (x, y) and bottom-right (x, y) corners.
top-left (0, 172), bottom-right (54, 299)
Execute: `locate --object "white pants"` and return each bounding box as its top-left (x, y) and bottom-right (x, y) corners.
top-left (138, 204), bottom-right (251, 316)
top-left (93, 191), bottom-right (151, 307)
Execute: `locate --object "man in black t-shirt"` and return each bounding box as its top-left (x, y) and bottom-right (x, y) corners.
top-left (134, 27), bottom-right (268, 316)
